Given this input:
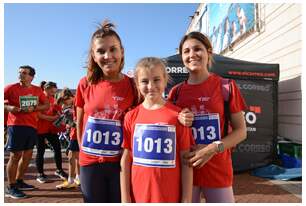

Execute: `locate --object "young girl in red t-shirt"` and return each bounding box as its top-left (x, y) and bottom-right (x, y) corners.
top-left (56, 88), bottom-right (80, 189)
top-left (120, 57), bottom-right (193, 203)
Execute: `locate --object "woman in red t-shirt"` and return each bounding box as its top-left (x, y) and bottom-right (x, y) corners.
top-left (168, 31), bottom-right (247, 203)
top-left (36, 81), bottom-right (68, 183)
top-left (75, 20), bottom-right (139, 203)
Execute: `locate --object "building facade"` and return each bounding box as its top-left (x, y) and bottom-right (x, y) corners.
top-left (187, 3), bottom-right (302, 143)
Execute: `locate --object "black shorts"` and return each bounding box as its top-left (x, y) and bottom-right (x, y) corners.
top-left (67, 139), bottom-right (79, 152)
top-left (80, 162), bottom-right (121, 203)
top-left (6, 125), bottom-right (37, 152)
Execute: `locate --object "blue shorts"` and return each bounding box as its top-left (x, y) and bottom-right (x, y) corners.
top-left (67, 139), bottom-right (79, 152)
top-left (6, 125), bottom-right (37, 152)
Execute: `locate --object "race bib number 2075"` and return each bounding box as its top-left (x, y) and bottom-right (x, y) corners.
top-left (19, 96), bottom-right (38, 109)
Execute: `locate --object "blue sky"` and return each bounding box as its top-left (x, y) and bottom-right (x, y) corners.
top-left (4, 3), bottom-right (198, 89)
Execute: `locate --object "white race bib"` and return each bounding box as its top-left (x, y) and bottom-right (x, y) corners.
top-left (191, 113), bottom-right (221, 144)
top-left (82, 116), bottom-right (122, 157)
top-left (133, 124), bottom-right (176, 168)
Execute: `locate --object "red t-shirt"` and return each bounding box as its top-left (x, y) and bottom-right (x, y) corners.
top-left (122, 102), bottom-right (193, 203)
top-left (37, 95), bottom-right (54, 134)
top-left (69, 127), bottom-right (77, 140)
top-left (4, 112), bottom-right (8, 126)
top-left (49, 101), bottom-right (65, 134)
top-left (4, 83), bottom-right (48, 129)
top-left (69, 102), bottom-right (77, 140)
top-left (75, 75), bottom-right (135, 166)
top-left (168, 73), bottom-right (247, 188)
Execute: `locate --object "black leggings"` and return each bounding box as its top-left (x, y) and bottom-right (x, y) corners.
top-left (80, 162), bottom-right (121, 203)
top-left (36, 133), bottom-right (63, 174)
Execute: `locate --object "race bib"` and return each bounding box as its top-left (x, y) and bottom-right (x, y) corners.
top-left (19, 96), bottom-right (38, 110)
top-left (82, 116), bottom-right (123, 157)
top-left (133, 124), bottom-right (176, 168)
top-left (192, 113), bottom-right (221, 144)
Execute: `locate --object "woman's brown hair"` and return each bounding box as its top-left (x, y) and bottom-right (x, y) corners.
top-left (56, 87), bottom-right (74, 105)
top-left (178, 31), bottom-right (213, 68)
top-left (86, 20), bottom-right (124, 84)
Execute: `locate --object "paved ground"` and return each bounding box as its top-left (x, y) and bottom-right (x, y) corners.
top-left (4, 149), bottom-right (302, 203)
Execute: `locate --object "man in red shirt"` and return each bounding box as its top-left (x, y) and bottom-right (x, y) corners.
top-left (4, 65), bottom-right (49, 199)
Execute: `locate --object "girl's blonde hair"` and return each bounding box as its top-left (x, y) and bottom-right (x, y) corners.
top-left (134, 57), bottom-right (170, 102)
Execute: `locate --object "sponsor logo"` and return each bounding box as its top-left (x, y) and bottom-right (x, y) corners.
top-left (112, 96), bottom-right (124, 101)
top-left (198, 97), bottom-right (210, 102)
top-left (166, 66), bottom-right (189, 74)
top-left (228, 71), bottom-right (276, 78)
top-left (243, 105), bottom-right (261, 132)
top-left (244, 105), bottom-right (261, 125)
top-left (235, 143), bottom-right (272, 153)
top-left (237, 83), bottom-right (271, 92)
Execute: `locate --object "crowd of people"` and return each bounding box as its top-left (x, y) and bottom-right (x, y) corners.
top-left (4, 19), bottom-right (247, 203)
top-left (4, 66), bottom-right (80, 199)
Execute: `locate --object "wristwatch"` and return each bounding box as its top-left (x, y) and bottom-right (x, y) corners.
top-left (213, 141), bottom-right (224, 153)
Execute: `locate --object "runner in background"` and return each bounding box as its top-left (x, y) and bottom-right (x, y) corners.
top-left (47, 82), bottom-right (69, 180)
top-left (35, 81), bottom-right (68, 184)
top-left (168, 31), bottom-right (247, 203)
top-left (120, 57), bottom-right (193, 203)
top-left (4, 65), bottom-right (49, 199)
top-left (56, 88), bottom-right (80, 189)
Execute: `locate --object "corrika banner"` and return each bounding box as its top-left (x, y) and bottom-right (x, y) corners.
top-left (163, 54), bottom-right (279, 172)
top-left (231, 79), bottom-right (275, 171)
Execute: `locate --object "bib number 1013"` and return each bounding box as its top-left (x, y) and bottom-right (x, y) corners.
top-left (192, 114), bottom-right (221, 144)
top-left (192, 125), bottom-right (217, 141)
top-left (86, 129), bottom-right (121, 145)
top-left (135, 136), bottom-right (173, 153)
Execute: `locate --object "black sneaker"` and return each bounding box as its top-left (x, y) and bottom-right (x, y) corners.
top-left (16, 179), bottom-right (35, 191)
top-left (5, 186), bottom-right (27, 199)
top-left (36, 173), bottom-right (48, 183)
top-left (54, 170), bottom-right (68, 180)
